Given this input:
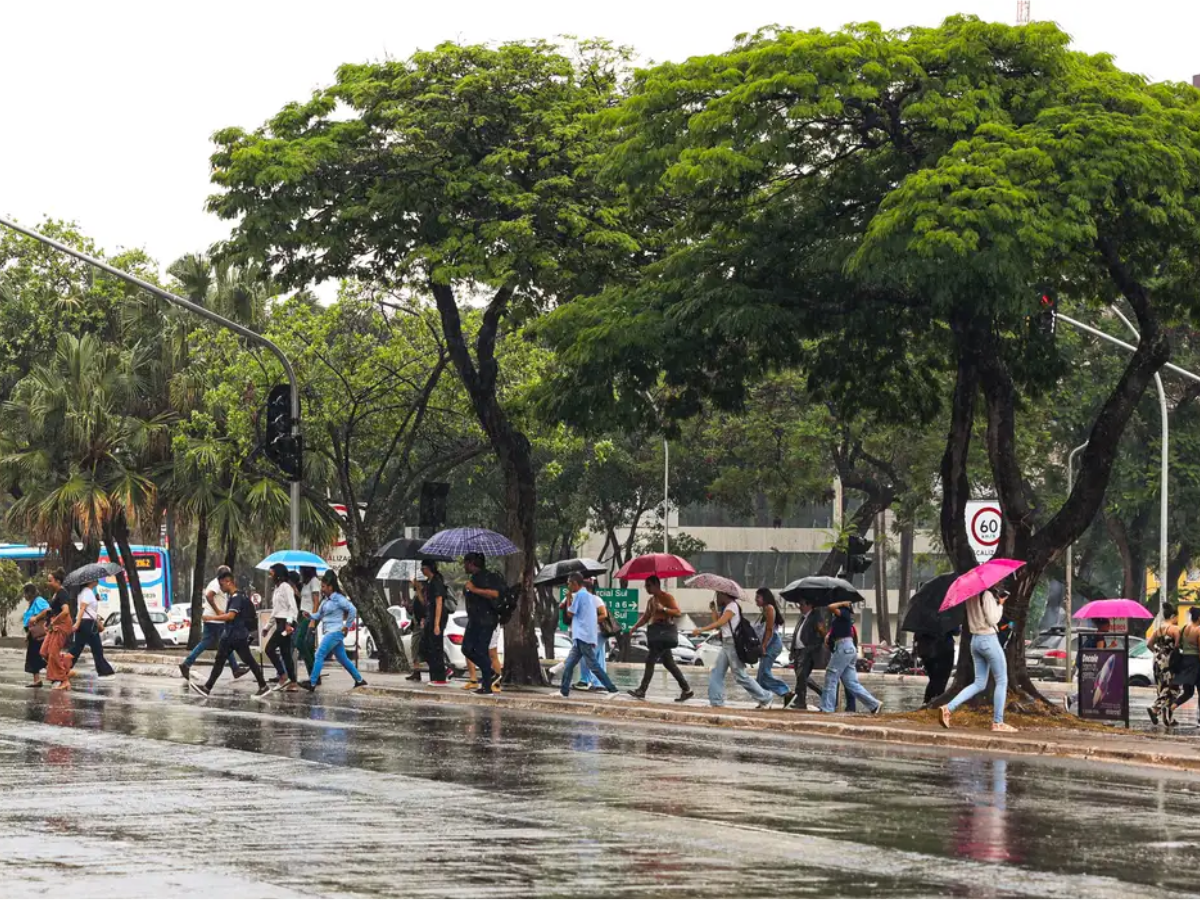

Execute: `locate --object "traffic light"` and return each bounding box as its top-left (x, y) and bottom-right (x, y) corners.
top-left (844, 534), bottom-right (873, 576)
top-left (264, 384), bottom-right (302, 481)
top-left (419, 481), bottom-right (450, 530)
top-left (1037, 290), bottom-right (1057, 335)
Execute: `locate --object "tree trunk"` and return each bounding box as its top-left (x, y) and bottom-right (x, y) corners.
top-left (189, 511), bottom-right (209, 648)
top-left (431, 281), bottom-right (545, 685)
top-left (874, 513), bottom-right (891, 643)
top-left (103, 526), bottom-right (137, 649)
top-left (114, 515), bottom-right (165, 650)
top-left (895, 522), bottom-right (914, 634)
top-left (223, 534), bottom-right (238, 571)
top-left (342, 556), bottom-right (409, 673)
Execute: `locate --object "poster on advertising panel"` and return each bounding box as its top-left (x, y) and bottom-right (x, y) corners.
top-left (1077, 646), bottom-right (1128, 724)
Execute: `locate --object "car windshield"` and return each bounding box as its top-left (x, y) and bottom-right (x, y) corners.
top-left (151, 612), bottom-right (168, 623)
top-left (452, 614), bottom-right (468, 628)
top-left (1130, 640), bottom-right (1150, 658)
top-left (104, 613), bottom-right (121, 626)
top-left (1030, 631), bottom-right (1064, 650)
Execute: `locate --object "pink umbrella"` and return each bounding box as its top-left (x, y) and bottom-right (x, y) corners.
top-left (938, 559), bottom-right (1026, 612)
top-left (615, 553), bottom-right (696, 581)
top-left (686, 573), bottom-right (743, 596)
top-left (1073, 599), bottom-right (1154, 620)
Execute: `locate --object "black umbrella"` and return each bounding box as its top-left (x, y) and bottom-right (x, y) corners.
top-left (780, 575), bottom-right (863, 607)
top-left (374, 537), bottom-right (451, 562)
top-left (534, 558), bottom-right (607, 587)
top-left (64, 561), bottom-right (123, 588)
top-left (899, 574), bottom-right (965, 635)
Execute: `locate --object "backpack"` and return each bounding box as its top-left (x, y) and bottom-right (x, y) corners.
top-left (732, 606), bottom-right (762, 665)
top-left (491, 583), bottom-right (521, 625)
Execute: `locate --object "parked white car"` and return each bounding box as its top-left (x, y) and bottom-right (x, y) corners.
top-left (100, 611), bottom-right (181, 647)
top-left (367, 608), bottom-right (501, 675)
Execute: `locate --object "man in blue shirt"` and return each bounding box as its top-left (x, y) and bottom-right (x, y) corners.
top-left (559, 573), bottom-right (618, 697)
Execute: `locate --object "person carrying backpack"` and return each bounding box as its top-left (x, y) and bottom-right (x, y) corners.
top-left (692, 592), bottom-right (775, 709)
top-left (463, 552), bottom-right (504, 695)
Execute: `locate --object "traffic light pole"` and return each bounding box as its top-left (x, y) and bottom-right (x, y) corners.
top-left (0, 216), bottom-right (303, 550)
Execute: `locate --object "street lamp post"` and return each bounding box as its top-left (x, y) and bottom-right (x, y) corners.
top-left (663, 438), bottom-right (670, 556)
top-left (1064, 441), bottom-right (1088, 685)
top-left (0, 216), bottom-right (303, 549)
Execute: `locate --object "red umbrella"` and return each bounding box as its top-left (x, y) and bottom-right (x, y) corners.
top-left (615, 553), bottom-right (696, 581)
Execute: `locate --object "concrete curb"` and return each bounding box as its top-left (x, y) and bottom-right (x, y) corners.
top-left (91, 650), bottom-right (1200, 775)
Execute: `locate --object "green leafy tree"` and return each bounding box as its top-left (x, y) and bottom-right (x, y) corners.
top-left (206, 39), bottom-right (635, 683)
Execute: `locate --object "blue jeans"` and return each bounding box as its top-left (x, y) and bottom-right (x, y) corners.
top-left (820, 639), bottom-right (880, 713)
top-left (710, 637), bottom-right (772, 707)
top-left (581, 637), bottom-right (609, 686)
top-left (184, 622), bottom-right (227, 668)
top-left (310, 632), bottom-right (364, 684)
top-left (561, 640), bottom-right (616, 695)
top-left (756, 633), bottom-right (789, 696)
top-left (947, 631), bottom-right (1008, 724)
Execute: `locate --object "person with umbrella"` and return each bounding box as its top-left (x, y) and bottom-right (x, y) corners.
top-left (940, 587), bottom-right (1015, 733)
top-left (626, 575), bottom-right (693, 702)
top-left (788, 599), bottom-right (828, 711)
top-left (462, 552), bottom-right (504, 695)
top-left (691, 592), bottom-right (776, 709)
top-left (818, 600), bottom-right (882, 715)
top-left (62, 569), bottom-right (116, 682)
top-left (263, 563), bottom-right (299, 690)
top-left (914, 629), bottom-right (957, 706)
top-left (188, 569), bottom-right (271, 700)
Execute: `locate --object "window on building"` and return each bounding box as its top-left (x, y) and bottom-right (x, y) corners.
top-left (679, 496), bottom-right (834, 529)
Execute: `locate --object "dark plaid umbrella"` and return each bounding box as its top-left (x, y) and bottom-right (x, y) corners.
top-left (899, 574), bottom-right (964, 635)
top-left (375, 537), bottom-right (451, 562)
top-left (780, 575), bottom-right (863, 607)
top-left (534, 558), bottom-right (607, 587)
top-left (420, 527), bottom-right (519, 558)
top-left (64, 561), bottom-right (123, 587)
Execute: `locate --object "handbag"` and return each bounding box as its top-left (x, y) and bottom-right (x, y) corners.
top-left (599, 613), bottom-right (622, 639)
top-left (28, 621), bottom-right (47, 640)
top-left (646, 621), bottom-right (678, 648)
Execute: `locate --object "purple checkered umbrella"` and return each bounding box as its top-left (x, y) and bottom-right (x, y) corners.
top-left (419, 527), bottom-right (519, 559)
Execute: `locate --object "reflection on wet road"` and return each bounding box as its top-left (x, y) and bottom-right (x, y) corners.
top-left (0, 658), bottom-right (1193, 898)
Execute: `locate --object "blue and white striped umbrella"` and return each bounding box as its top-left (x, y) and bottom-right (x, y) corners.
top-left (255, 550), bottom-right (330, 572)
top-left (420, 527), bottom-right (519, 558)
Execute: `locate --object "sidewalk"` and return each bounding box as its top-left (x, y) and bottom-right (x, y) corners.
top-left (52, 647), bottom-right (1200, 776)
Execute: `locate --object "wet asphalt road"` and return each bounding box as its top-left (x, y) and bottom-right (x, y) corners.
top-left (0, 657), bottom-right (1198, 898)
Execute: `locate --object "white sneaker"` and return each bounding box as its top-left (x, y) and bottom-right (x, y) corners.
top-left (756, 696), bottom-right (776, 710)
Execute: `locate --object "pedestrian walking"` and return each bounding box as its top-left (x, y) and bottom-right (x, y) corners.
top-left (62, 577), bottom-right (115, 681)
top-left (293, 568), bottom-right (319, 682)
top-left (788, 600), bottom-right (828, 711)
top-left (753, 588), bottom-right (790, 703)
top-left (940, 589), bottom-right (1014, 732)
top-left (22, 583), bottom-right (50, 687)
top-left (42, 570), bottom-right (75, 690)
top-left (179, 565), bottom-right (248, 681)
top-left (299, 570), bottom-right (368, 692)
top-left (819, 601), bottom-right (882, 715)
top-left (692, 592), bottom-right (775, 709)
top-left (1168, 606), bottom-right (1200, 723)
top-left (579, 580), bottom-right (613, 690)
top-left (559, 573), bottom-right (618, 697)
top-left (263, 563), bottom-right (298, 690)
top-left (407, 579), bottom-right (426, 681)
top-left (627, 575), bottom-right (693, 702)
top-left (462, 553), bottom-right (503, 695)
top-left (188, 569), bottom-right (271, 700)
top-left (915, 630), bottom-right (957, 706)
top-left (421, 560), bottom-right (450, 686)
top-left (1149, 606), bottom-right (1181, 726)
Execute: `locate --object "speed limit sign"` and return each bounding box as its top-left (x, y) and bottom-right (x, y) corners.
top-left (966, 501), bottom-right (1002, 562)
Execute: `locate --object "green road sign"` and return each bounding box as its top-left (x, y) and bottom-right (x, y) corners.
top-left (557, 587), bottom-right (640, 631)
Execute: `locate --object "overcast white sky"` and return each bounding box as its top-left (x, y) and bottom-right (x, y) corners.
top-left (0, 0), bottom-right (1195, 271)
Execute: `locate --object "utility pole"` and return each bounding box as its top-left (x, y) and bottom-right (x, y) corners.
top-left (1017, 0), bottom-right (1031, 25)
top-left (0, 217), bottom-right (303, 549)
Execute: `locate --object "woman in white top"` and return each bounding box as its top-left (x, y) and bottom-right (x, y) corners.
top-left (264, 563), bottom-right (299, 689)
top-left (691, 592), bottom-right (775, 709)
top-left (941, 589), bottom-right (1016, 732)
top-left (64, 580), bottom-right (115, 679)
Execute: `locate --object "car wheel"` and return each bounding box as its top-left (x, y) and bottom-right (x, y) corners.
top-left (693, 659), bottom-right (704, 666)
top-left (1128, 675), bottom-right (1152, 688)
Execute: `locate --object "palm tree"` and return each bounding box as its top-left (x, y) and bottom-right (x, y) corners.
top-left (0, 334), bottom-right (169, 648)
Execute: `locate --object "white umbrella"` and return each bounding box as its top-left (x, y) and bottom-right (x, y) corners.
top-left (377, 559), bottom-right (422, 582)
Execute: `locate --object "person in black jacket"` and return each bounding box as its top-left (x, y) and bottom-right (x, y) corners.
top-left (462, 553), bottom-right (503, 696)
top-left (188, 571), bottom-right (270, 700)
top-left (788, 600), bottom-right (829, 710)
top-left (915, 630), bottom-right (957, 705)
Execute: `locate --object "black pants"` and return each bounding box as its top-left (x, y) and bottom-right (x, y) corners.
top-left (67, 620), bottom-right (115, 676)
top-left (205, 637), bottom-right (266, 690)
top-left (462, 619), bottom-right (496, 687)
top-left (924, 655), bottom-right (954, 704)
top-left (792, 651), bottom-right (824, 710)
top-left (424, 625), bottom-right (447, 682)
top-left (25, 635), bottom-right (46, 675)
top-left (637, 642), bottom-right (690, 692)
top-left (265, 620), bottom-right (296, 682)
